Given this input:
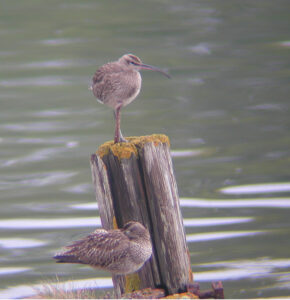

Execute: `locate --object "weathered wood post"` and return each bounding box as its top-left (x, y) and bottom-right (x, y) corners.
top-left (90, 134), bottom-right (192, 297)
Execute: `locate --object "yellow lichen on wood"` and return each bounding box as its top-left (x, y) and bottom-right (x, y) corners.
top-left (97, 140), bottom-right (138, 160)
top-left (112, 216), bottom-right (118, 230)
top-left (124, 273), bottom-right (141, 293)
top-left (121, 288), bottom-right (166, 299)
top-left (163, 292), bottom-right (199, 299)
top-left (97, 134), bottom-right (170, 160)
top-left (129, 134), bottom-right (170, 148)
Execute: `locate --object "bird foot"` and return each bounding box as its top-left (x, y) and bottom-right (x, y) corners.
top-left (114, 137), bottom-right (128, 144)
top-left (120, 136), bottom-right (128, 143)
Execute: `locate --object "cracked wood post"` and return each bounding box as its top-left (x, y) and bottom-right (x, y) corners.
top-left (90, 134), bottom-right (192, 297)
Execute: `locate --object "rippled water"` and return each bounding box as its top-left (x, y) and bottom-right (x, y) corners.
top-left (1, 0), bottom-right (290, 298)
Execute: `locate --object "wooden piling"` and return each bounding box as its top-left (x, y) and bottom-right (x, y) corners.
top-left (90, 134), bottom-right (192, 297)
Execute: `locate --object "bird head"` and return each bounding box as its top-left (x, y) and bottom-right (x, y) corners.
top-left (122, 221), bottom-right (150, 240)
top-left (119, 54), bottom-right (171, 78)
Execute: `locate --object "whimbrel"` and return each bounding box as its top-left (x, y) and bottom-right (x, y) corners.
top-left (90, 54), bottom-right (170, 143)
top-left (53, 221), bottom-right (152, 275)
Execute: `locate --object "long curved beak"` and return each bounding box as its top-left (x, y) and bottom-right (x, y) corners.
top-left (139, 63), bottom-right (171, 78)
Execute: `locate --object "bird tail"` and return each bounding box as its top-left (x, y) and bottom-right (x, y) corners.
top-left (53, 254), bottom-right (81, 264)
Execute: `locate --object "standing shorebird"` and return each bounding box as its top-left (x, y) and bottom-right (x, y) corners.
top-left (90, 54), bottom-right (170, 143)
top-left (53, 221), bottom-right (152, 275)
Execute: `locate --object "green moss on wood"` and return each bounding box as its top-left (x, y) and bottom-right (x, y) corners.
top-left (97, 134), bottom-right (170, 160)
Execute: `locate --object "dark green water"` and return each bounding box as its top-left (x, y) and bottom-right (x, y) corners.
top-left (1, 0), bottom-right (290, 298)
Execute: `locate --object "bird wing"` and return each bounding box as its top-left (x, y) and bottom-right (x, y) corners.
top-left (91, 63), bottom-right (122, 100)
top-left (92, 63), bottom-right (139, 105)
top-left (54, 230), bottom-right (130, 268)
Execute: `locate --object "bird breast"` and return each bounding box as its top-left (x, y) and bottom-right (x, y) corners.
top-left (129, 238), bottom-right (152, 265)
top-left (119, 71), bottom-right (142, 108)
top-left (92, 67), bottom-right (142, 109)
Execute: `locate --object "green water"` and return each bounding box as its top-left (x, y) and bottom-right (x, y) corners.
top-left (1, 0), bottom-right (290, 298)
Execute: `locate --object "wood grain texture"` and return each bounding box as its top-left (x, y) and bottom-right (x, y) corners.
top-left (139, 142), bottom-right (191, 294)
top-left (91, 149), bottom-right (160, 296)
top-left (90, 154), bottom-right (124, 297)
top-left (90, 135), bottom-right (191, 297)
top-left (90, 154), bottom-right (114, 229)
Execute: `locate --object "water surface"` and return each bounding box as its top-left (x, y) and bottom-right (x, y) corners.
top-left (1, 0), bottom-right (290, 298)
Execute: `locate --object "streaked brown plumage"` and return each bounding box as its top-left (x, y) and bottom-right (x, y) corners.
top-left (53, 221), bottom-right (152, 275)
top-left (90, 54), bottom-right (170, 143)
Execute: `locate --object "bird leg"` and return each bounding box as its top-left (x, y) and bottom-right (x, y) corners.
top-left (119, 127), bottom-right (127, 143)
top-left (119, 130), bottom-right (127, 143)
top-left (114, 106), bottom-right (127, 143)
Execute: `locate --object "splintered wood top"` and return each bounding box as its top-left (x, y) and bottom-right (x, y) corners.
top-left (97, 134), bottom-right (170, 160)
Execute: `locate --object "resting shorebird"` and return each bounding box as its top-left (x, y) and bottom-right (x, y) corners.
top-left (90, 54), bottom-right (170, 143)
top-left (53, 221), bottom-right (152, 275)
